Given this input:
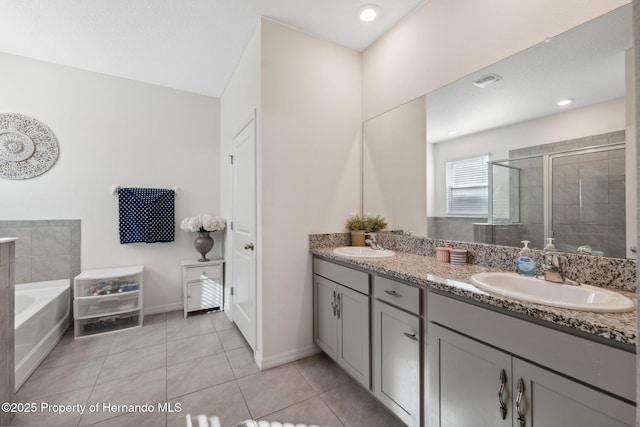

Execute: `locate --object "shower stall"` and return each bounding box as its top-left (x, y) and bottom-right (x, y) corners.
top-left (484, 141), bottom-right (626, 258)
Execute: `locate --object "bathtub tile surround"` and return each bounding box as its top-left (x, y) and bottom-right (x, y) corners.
top-left (310, 232), bottom-right (637, 292)
top-left (0, 220), bottom-right (81, 284)
top-left (0, 238), bottom-right (17, 427)
top-left (10, 311), bottom-right (397, 427)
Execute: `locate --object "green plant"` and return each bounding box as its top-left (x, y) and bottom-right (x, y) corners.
top-left (345, 215), bottom-right (367, 231)
top-left (345, 215), bottom-right (387, 232)
top-left (365, 215), bottom-right (387, 232)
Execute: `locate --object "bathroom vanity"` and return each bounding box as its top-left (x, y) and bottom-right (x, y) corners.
top-left (311, 245), bottom-right (636, 427)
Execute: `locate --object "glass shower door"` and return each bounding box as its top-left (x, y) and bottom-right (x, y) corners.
top-left (549, 145), bottom-right (625, 257)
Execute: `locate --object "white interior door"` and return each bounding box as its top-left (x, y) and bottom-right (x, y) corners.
top-left (231, 113), bottom-right (257, 350)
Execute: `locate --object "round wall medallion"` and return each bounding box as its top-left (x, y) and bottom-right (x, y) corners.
top-left (0, 113), bottom-right (59, 180)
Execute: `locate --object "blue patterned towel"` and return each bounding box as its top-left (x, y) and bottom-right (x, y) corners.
top-left (118, 188), bottom-right (175, 244)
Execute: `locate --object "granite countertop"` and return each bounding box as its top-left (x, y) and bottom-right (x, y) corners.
top-left (312, 247), bottom-right (638, 349)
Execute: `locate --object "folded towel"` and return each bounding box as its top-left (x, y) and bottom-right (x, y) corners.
top-left (118, 187), bottom-right (175, 244)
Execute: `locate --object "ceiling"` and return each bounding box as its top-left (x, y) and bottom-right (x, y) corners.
top-left (427, 4), bottom-right (632, 143)
top-left (0, 0), bottom-right (425, 98)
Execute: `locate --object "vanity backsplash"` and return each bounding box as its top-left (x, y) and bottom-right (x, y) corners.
top-left (309, 232), bottom-right (637, 292)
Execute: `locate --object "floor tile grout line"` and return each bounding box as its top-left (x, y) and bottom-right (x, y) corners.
top-left (167, 377), bottom-right (239, 402)
top-left (257, 394), bottom-right (326, 424)
top-left (289, 360), bottom-right (349, 426)
top-left (234, 375), bottom-right (255, 421)
top-left (316, 393), bottom-right (347, 427)
top-left (77, 337), bottom-right (115, 427)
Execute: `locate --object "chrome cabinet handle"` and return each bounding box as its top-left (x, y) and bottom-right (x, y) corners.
top-left (403, 331), bottom-right (418, 341)
top-left (498, 369), bottom-right (507, 420)
top-left (336, 293), bottom-right (341, 319)
top-left (331, 290), bottom-right (337, 316)
top-left (244, 243), bottom-right (254, 251)
top-left (516, 378), bottom-right (526, 427)
top-left (384, 290), bottom-right (398, 296)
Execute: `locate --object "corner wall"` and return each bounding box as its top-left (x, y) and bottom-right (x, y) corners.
top-left (0, 53), bottom-right (221, 312)
top-left (259, 19), bottom-right (362, 367)
top-left (220, 22), bottom-right (262, 333)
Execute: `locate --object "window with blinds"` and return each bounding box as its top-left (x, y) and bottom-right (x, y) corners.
top-left (445, 155), bottom-right (489, 216)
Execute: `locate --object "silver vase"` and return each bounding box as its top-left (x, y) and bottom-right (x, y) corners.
top-left (194, 231), bottom-right (214, 262)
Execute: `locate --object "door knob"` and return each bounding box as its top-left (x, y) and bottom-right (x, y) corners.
top-left (244, 243), bottom-right (255, 251)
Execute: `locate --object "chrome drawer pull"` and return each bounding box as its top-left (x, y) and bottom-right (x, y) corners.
top-left (331, 290), bottom-right (337, 316)
top-left (516, 378), bottom-right (526, 427)
top-left (498, 369), bottom-right (507, 420)
top-left (403, 332), bottom-right (418, 341)
top-left (384, 290), bottom-right (398, 296)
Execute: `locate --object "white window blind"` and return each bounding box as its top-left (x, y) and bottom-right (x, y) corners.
top-left (446, 155), bottom-right (489, 216)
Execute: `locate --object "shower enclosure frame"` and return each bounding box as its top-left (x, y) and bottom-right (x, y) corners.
top-left (488, 141), bottom-right (627, 255)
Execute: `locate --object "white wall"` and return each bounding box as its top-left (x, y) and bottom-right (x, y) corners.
top-left (428, 98), bottom-right (626, 217)
top-left (219, 22), bottom-right (262, 336)
top-left (259, 19), bottom-right (362, 367)
top-left (363, 96), bottom-right (426, 234)
top-left (0, 52), bottom-right (220, 312)
top-left (362, 0), bottom-right (629, 121)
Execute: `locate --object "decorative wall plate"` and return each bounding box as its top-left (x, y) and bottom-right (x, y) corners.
top-left (0, 113), bottom-right (59, 180)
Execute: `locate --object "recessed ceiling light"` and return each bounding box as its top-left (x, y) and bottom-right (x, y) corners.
top-left (556, 98), bottom-right (574, 106)
top-left (359, 5), bottom-right (378, 22)
top-left (448, 130), bottom-right (458, 135)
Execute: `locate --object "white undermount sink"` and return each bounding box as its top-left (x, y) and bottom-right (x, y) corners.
top-left (470, 272), bottom-right (634, 313)
top-left (333, 246), bottom-right (395, 258)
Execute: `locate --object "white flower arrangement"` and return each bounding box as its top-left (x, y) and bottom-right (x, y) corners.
top-left (180, 214), bottom-right (227, 232)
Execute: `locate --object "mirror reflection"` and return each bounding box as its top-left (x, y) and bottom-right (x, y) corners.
top-left (362, 4), bottom-right (635, 258)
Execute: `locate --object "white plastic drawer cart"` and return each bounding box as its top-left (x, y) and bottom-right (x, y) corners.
top-left (73, 265), bottom-right (144, 338)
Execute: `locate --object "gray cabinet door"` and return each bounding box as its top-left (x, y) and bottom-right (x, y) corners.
top-left (428, 323), bottom-right (511, 427)
top-left (512, 358), bottom-right (634, 427)
top-left (372, 300), bottom-right (420, 426)
top-left (338, 284), bottom-right (370, 389)
top-left (313, 275), bottom-right (338, 360)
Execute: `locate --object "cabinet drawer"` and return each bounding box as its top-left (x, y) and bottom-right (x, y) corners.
top-left (313, 258), bottom-right (369, 295)
top-left (75, 274), bottom-right (140, 297)
top-left (75, 311), bottom-right (140, 337)
top-left (74, 292), bottom-right (141, 319)
top-left (185, 265), bottom-right (221, 282)
top-left (373, 276), bottom-right (420, 315)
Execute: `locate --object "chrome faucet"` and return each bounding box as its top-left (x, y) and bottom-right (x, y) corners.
top-left (542, 253), bottom-right (564, 283)
top-left (365, 233), bottom-right (383, 250)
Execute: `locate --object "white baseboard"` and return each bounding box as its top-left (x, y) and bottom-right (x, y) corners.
top-left (144, 302), bottom-right (183, 316)
top-left (255, 344), bottom-right (321, 371)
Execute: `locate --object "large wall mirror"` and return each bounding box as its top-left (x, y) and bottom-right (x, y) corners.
top-left (362, 4), bottom-right (635, 259)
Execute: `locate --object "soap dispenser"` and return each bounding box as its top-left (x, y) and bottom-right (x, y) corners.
top-left (516, 240), bottom-right (536, 276)
top-left (544, 238), bottom-right (556, 252)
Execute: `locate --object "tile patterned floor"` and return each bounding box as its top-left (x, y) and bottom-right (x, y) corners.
top-left (10, 311), bottom-right (402, 427)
